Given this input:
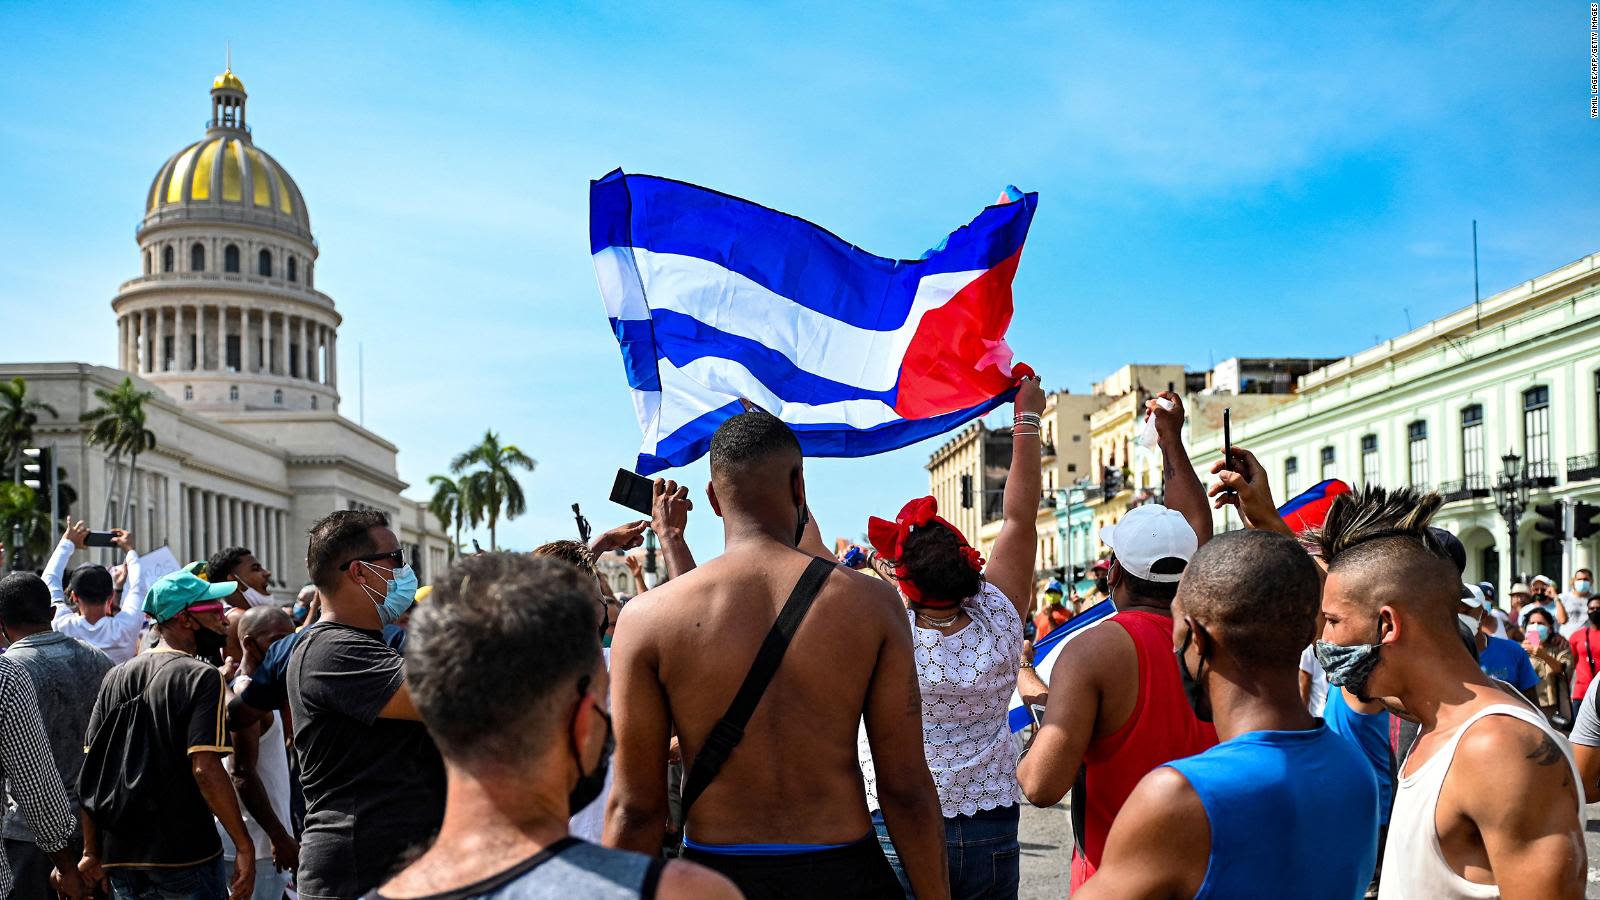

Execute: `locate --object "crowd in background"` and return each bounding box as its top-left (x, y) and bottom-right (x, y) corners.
top-left (0, 374), bottom-right (1593, 899)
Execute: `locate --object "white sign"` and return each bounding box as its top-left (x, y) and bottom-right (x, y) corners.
top-left (129, 546), bottom-right (181, 612)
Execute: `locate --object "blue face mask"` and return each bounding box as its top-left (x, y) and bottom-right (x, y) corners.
top-left (360, 562), bottom-right (418, 627)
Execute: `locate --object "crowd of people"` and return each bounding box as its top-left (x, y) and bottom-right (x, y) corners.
top-left (0, 374), bottom-right (1593, 899)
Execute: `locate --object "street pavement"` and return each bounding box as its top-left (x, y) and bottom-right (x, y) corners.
top-left (1021, 798), bottom-right (1600, 898)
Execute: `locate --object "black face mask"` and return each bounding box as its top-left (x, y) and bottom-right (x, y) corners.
top-left (192, 623), bottom-right (226, 665)
top-left (1175, 622), bottom-right (1213, 723)
top-left (568, 684), bottom-right (615, 816)
top-left (1095, 577), bottom-right (1109, 594)
top-left (1588, 609), bottom-right (1600, 629)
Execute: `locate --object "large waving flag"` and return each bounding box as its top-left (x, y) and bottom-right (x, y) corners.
top-left (591, 170), bottom-right (1038, 474)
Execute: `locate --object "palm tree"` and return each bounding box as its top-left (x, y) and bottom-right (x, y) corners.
top-left (0, 483), bottom-right (38, 569)
top-left (449, 430), bottom-right (535, 551)
top-left (80, 378), bottom-right (157, 530)
top-left (0, 377), bottom-right (58, 475)
top-left (427, 474), bottom-right (465, 563)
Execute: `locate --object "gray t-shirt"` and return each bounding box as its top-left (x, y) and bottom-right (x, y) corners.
top-left (1571, 676), bottom-right (1600, 748)
top-left (367, 838), bottom-right (662, 899)
top-left (2, 631), bottom-right (113, 842)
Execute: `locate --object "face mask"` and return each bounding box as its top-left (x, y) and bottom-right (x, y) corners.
top-left (192, 620), bottom-right (226, 664)
top-left (1174, 623), bottom-right (1213, 724)
top-left (1531, 623), bottom-right (1551, 643)
top-left (1314, 620), bottom-right (1386, 700)
top-left (242, 585), bottom-right (273, 607)
top-left (1588, 610), bottom-right (1600, 628)
top-left (568, 699), bottom-right (614, 816)
top-left (794, 502), bottom-right (809, 547)
top-left (1457, 612), bottom-right (1482, 632)
top-left (359, 562), bottom-right (418, 627)
top-left (1578, 580), bottom-right (1594, 596)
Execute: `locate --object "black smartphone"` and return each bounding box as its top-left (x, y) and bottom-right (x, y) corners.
top-left (610, 468), bottom-right (655, 516)
top-left (1223, 408), bottom-right (1233, 473)
top-left (471, 539), bottom-right (483, 554)
top-left (84, 531), bottom-right (116, 548)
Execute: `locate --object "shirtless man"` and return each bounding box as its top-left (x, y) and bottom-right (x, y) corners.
top-left (1312, 486), bottom-right (1585, 900)
top-left (605, 410), bottom-right (947, 900)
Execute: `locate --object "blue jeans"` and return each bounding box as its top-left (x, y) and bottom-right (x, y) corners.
top-left (873, 804), bottom-right (1020, 899)
top-left (109, 857), bottom-right (226, 900)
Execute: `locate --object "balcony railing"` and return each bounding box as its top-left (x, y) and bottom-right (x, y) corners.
top-left (1439, 477), bottom-right (1492, 503)
top-left (1041, 442), bottom-right (1057, 459)
top-left (1569, 452), bottom-right (1600, 483)
top-left (1525, 459), bottom-right (1560, 487)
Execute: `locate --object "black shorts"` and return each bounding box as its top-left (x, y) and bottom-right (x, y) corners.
top-left (683, 833), bottom-right (900, 900)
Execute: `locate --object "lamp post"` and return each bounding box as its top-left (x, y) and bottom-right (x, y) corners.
top-left (1493, 451), bottom-right (1529, 588)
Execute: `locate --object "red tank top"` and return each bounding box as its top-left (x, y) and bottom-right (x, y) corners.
top-left (1069, 609), bottom-right (1218, 890)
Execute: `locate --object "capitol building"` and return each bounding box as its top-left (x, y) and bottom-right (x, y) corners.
top-left (2, 69), bottom-right (450, 593)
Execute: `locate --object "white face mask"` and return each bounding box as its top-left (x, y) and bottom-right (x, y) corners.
top-left (243, 585), bottom-right (273, 607)
top-left (1458, 612), bottom-right (1482, 632)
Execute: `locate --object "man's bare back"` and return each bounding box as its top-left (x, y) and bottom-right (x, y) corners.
top-left (607, 540), bottom-right (925, 846)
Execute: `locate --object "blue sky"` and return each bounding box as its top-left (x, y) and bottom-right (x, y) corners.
top-left (2, 2), bottom-right (1596, 556)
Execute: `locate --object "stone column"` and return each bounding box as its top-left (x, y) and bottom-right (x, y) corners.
top-left (156, 307), bottom-right (168, 371)
top-left (240, 305), bottom-right (251, 373)
top-left (214, 306), bottom-right (226, 375)
top-left (279, 311), bottom-right (290, 376)
top-left (297, 317), bottom-right (309, 381)
top-left (328, 331), bottom-right (338, 388)
top-left (195, 304), bottom-right (208, 368)
top-left (186, 488), bottom-right (198, 560)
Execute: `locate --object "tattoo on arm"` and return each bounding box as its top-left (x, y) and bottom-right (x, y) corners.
top-left (1527, 732), bottom-right (1572, 787)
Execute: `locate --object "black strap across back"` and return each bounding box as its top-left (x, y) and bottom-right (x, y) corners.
top-left (679, 555), bottom-right (835, 820)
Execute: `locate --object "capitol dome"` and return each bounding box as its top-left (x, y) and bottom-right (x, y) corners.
top-left (141, 68), bottom-right (311, 238)
top-left (115, 68), bottom-right (340, 418)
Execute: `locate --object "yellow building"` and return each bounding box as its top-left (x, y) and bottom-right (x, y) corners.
top-left (1085, 365), bottom-right (1187, 535)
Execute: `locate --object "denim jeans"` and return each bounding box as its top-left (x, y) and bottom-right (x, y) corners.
top-left (873, 803), bottom-right (1021, 900)
top-left (109, 856), bottom-right (226, 900)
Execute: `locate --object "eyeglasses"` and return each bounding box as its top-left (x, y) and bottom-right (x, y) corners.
top-left (339, 549), bottom-right (405, 571)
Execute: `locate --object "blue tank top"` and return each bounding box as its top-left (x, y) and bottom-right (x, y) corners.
top-left (1323, 688), bottom-right (1394, 826)
top-left (1167, 724), bottom-right (1378, 900)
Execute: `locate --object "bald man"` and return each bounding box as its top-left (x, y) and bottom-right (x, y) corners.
top-left (605, 410), bottom-right (947, 900)
top-left (1314, 487), bottom-right (1584, 899)
top-left (225, 605), bottom-right (299, 900)
top-left (1075, 529), bottom-right (1379, 900)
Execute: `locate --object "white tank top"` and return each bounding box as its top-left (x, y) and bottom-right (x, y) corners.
top-left (1378, 704), bottom-right (1584, 899)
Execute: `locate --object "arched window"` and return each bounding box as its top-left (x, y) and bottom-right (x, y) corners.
top-left (143, 251), bottom-right (151, 275)
top-left (258, 249), bottom-right (273, 277)
top-left (1284, 456), bottom-right (1300, 496)
top-left (287, 257), bottom-right (297, 282)
top-left (273, 389), bottom-right (283, 405)
top-left (190, 242), bottom-right (205, 272)
top-left (224, 244), bottom-right (240, 273)
top-left (183, 385), bottom-right (193, 401)
top-left (162, 246), bottom-right (174, 272)
top-left (228, 385), bottom-right (239, 402)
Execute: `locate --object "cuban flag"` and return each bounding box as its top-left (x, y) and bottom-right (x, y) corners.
top-left (1007, 599), bottom-right (1117, 734)
top-left (591, 170), bottom-right (1038, 474)
top-left (1278, 479), bottom-right (1352, 534)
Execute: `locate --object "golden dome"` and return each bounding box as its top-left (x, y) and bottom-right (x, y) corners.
top-left (145, 136), bottom-right (309, 231)
top-left (212, 69), bottom-right (245, 92)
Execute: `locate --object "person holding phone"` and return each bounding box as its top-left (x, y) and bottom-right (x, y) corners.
top-left (1522, 607), bottom-right (1574, 725)
top-left (41, 521), bottom-right (147, 664)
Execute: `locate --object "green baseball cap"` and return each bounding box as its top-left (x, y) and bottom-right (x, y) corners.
top-left (146, 568), bottom-right (238, 623)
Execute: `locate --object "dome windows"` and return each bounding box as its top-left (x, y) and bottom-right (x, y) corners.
top-left (190, 242), bottom-right (205, 272)
top-left (163, 246), bottom-right (174, 272)
top-left (258, 249), bottom-right (272, 278)
top-left (287, 257), bottom-right (297, 282)
top-left (225, 244), bottom-right (240, 273)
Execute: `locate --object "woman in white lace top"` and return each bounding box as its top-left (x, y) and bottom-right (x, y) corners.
top-left (858, 376), bottom-right (1045, 900)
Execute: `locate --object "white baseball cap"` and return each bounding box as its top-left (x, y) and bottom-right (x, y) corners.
top-left (1099, 505), bottom-right (1198, 583)
top-left (1531, 575), bottom-right (1555, 587)
top-left (1460, 583), bottom-right (1485, 609)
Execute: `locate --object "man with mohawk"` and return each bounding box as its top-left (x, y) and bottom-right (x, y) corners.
top-left (1311, 486), bottom-right (1585, 900)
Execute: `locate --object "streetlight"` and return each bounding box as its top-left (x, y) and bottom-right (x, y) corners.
top-left (1493, 450), bottom-right (1529, 588)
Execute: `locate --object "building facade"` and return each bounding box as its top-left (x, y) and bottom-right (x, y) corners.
top-left (1190, 251), bottom-right (1600, 598)
top-left (4, 69), bottom-right (448, 594)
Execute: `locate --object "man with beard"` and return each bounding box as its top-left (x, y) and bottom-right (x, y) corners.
top-left (78, 567), bottom-right (253, 899)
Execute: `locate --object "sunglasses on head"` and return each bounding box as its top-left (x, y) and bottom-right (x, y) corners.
top-left (339, 549), bottom-right (405, 571)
